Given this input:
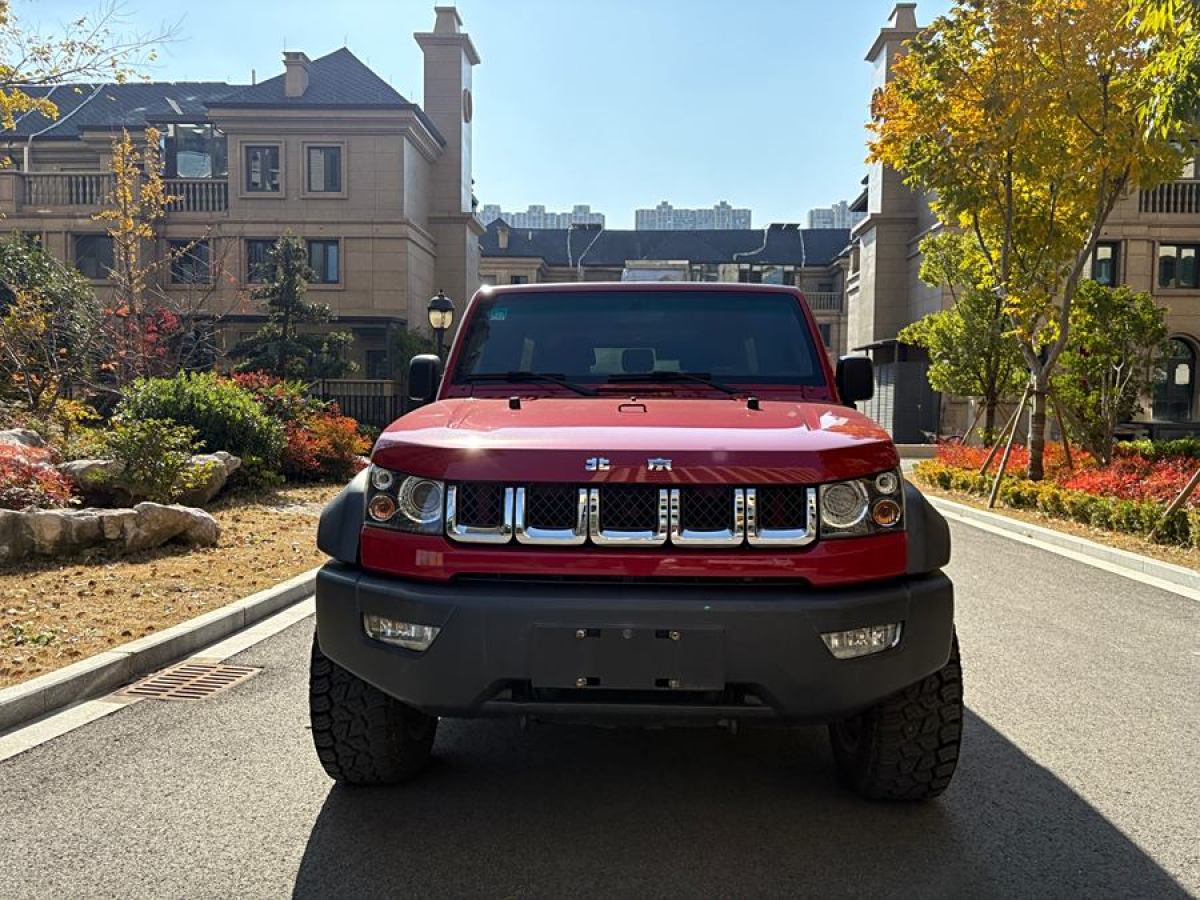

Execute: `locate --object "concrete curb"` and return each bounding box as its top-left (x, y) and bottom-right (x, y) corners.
top-left (0, 566), bottom-right (320, 735)
top-left (895, 444), bottom-right (937, 459)
top-left (928, 496), bottom-right (1199, 592)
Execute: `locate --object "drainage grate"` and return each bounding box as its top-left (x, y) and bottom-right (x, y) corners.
top-left (119, 662), bottom-right (261, 701)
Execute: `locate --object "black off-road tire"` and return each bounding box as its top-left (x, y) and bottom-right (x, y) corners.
top-left (309, 633), bottom-right (437, 785)
top-left (828, 634), bottom-right (963, 801)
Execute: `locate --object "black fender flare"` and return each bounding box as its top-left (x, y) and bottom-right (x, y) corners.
top-left (317, 469), bottom-right (368, 565)
top-left (904, 481), bottom-right (951, 575)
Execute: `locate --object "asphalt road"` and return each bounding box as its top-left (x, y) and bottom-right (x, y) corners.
top-left (1, 522), bottom-right (1197, 899)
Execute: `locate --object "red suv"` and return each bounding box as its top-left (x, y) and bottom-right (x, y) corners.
top-left (312, 283), bottom-right (961, 801)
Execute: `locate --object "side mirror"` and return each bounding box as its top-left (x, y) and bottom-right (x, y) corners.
top-left (408, 354), bottom-right (443, 405)
top-left (836, 355), bottom-right (874, 404)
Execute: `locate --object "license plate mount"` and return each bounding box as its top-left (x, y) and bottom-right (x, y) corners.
top-left (529, 626), bottom-right (725, 691)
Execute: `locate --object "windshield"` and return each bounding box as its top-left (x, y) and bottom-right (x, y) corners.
top-left (452, 291), bottom-right (826, 387)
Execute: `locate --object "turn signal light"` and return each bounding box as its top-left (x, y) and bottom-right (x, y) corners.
top-left (872, 498), bottom-right (902, 528)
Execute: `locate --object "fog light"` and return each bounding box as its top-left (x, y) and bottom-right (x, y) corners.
top-left (821, 623), bottom-right (902, 659)
top-left (872, 498), bottom-right (902, 527)
top-left (363, 614), bottom-right (441, 651)
top-left (368, 494), bottom-right (397, 522)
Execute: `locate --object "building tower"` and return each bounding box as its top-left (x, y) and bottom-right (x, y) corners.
top-left (415, 7), bottom-right (482, 336)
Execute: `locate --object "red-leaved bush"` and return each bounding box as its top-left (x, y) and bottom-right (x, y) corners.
top-left (0, 443), bottom-right (77, 510)
top-left (934, 441), bottom-right (1198, 507)
top-left (281, 410), bottom-right (369, 482)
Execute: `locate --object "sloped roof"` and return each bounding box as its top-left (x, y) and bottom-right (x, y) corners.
top-left (214, 48), bottom-right (411, 108)
top-left (480, 221), bottom-right (850, 268)
top-left (3, 82), bottom-right (240, 138)
top-left (3, 48), bottom-right (442, 143)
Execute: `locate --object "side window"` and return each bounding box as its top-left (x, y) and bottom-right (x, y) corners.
top-left (73, 234), bottom-right (114, 280)
top-left (245, 145), bottom-right (280, 193)
top-left (246, 239), bottom-right (275, 283)
top-left (1091, 242), bottom-right (1119, 287)
top-left (307, 239), bottom-right (340, 284)
top-left (170, 240), bottom-right (212, 284)
top-left (306, 146), bottom-right (342, 193)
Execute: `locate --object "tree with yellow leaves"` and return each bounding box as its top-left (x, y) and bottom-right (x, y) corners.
top-left (0, 1), bottom-right (172, 134)
top-left (869, 0), bottom-right (1198, 480)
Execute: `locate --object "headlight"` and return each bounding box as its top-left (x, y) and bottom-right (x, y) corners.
top-left (365, 465), bottom-right (445, 534)
top-left (819, 469), bottom-right (904, 538)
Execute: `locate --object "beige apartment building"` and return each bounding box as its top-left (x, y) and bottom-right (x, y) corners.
top-left (848, 4), bottom-right (1200, 441)
top-left (480, 220), bottom-right (851, 357)
top-left (0, 6), bottom-right (482, 382)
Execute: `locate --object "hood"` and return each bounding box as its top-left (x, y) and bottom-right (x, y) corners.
top-left (372, 397), bottom-right (898, 485)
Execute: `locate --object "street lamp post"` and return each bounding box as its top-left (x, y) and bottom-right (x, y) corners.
top-left (427, 289), bottom-right (455, 359)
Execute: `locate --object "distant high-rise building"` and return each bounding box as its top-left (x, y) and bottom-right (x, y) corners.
top-left (806, 200), bottom-right (865, 230)
top-left (480, 203), bottom-right (605, 229)
top-left (635, 200), bottom-right (752, 231)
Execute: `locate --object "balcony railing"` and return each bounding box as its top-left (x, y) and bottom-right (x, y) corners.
top-left (804, 291), bottom-right (844, 312)
top-left (23, 173), bottom-right (112, 208)
top-left (165, 178), bottom-right (228, 213)
top-left (1139, 179), bottom-right (1200, 215)
top-left (17, 172), bottom-right (228, 213)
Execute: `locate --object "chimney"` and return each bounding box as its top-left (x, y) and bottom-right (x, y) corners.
top-left (433, 6), bottom-right (462, 34)
top-left (283, 51), bottom-right (311, 98)
top-left (497, 223), bottom-right (510, 250)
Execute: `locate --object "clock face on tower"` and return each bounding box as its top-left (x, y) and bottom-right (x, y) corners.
top-left (462, 88), bottom-right (473, 123)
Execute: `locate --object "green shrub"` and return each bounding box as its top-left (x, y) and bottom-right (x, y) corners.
top-left (1115, 437), bottom-right (1200, 461)
top-left (102, 418), bottom-right (204, 503)
top-left (117, 373), bottom-right (284, 467)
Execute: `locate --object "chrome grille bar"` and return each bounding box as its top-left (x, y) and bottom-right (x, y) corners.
top-left (745, 487), bottom-right (817, 547)
top-left (589, 487), bottom-right (670, 546)
top-left (446, 484), bottom-right (515, 544)
top-left (669, 488), bottom-right (746, 546)
top-left (514, 487), bottom-right (588, 545)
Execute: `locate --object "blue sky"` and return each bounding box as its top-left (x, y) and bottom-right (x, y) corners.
top-left (26, 0), bottom-right (952, 229)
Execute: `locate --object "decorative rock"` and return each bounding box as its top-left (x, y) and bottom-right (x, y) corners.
top-left (176, 452), bottom-right (242, 507)
top-left (57, 459), bottom-right (129, 506)
top-left (0, 503), bottom-right (219, 565)
top-left (0, 428), bottom-right (46, 449)
top-left (124, 503), bottom-right (219, 552)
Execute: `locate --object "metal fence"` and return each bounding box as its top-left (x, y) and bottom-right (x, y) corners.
top-left (312, 379), bottom-right (406, 428)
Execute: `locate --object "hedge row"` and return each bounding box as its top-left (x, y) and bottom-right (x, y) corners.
top-left (913, 460), bottom-right (1200, 549)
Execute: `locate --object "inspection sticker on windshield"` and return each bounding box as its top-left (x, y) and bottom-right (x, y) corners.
top-left (489, 307), bottom-right (508, 321)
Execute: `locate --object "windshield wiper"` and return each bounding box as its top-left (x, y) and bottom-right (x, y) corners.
top-left (462, 371), bottom-right (597, 396)
top-left (604, 371), bottom-right (740, 396)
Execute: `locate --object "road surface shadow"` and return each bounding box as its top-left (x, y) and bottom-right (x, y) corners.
top-left (293, 709), bottom-right (1187, 898)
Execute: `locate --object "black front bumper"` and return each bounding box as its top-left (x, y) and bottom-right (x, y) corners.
top-left (314, 564), bottom-right (954, 723)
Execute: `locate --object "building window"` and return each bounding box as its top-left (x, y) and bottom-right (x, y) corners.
top-left (308, 240), bottom-right (340, 284)
top-left (818, 281), bottom-right (834, 293)
top-left (162, 124), bottom-right (227, 178)
top-left (509, 274), bottom-right (528, 285)
top-left (1154, 338), bottom-right (1197, 421)
top-left (170, 240), bottom-right (212, 284)
top-left (1158, 244), bottom-right (1198, 289)
top-left (818, 323), bottom-right (832, 348)
top-left (306, 146), bottom-right (342, 193)
top-left (245, 145), bottom-right (280, 193)
top-left (73, 234), bottom-right (114, 280)
top-left (246, 239), bottom-right (275, 283)
top-left (1091, 242), bottom-right (1120, 287)
top-left (365, 349), bottom-right (390, 380)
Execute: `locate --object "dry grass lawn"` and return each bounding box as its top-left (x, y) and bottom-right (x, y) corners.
top-left (0, 484), bottom-right (340, 688)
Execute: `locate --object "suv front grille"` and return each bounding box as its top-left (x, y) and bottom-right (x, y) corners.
top-left (449, 482), bottom-right (817, 548)
top-left (598, 485), bottom-right (660, 533)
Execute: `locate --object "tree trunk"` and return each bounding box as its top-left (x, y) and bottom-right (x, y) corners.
top-left (984, 396), bottom-right (998, 445)
top-left (1027, 373), bottom-right (1049, 481)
